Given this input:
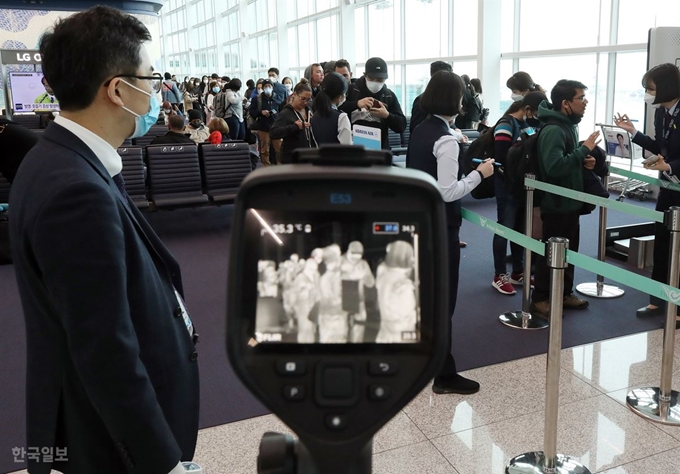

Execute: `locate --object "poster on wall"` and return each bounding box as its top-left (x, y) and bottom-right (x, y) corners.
top-left (8, 72), bottom-right (59, 112)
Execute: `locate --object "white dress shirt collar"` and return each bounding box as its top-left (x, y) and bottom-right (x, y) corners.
top-left (667, 100), bottom-right (679, 116)
top-left (54, 115), bottom-right (122, 177)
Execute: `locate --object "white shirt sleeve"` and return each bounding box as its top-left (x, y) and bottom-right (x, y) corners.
top-left (337, 112), bottom-right (352, 145)
top-left (168, 461), bottom-right (184, 474)
top-left (433, 134), bottom-right (482, 202)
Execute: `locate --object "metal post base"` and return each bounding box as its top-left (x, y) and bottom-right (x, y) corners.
top-left (575, 282), bottom-right (625, 298)
top-left (499, 311), bottom-right (549, 330)
top-left (506, 452), bottom-right (591, 474)
top-left (626, 387), bottom-right (680, 425)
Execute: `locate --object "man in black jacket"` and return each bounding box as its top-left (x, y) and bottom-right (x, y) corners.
top-left (410, 61), bottom-right (453, 134)
top-left (10, 7), bottom-right (199, 473)
top-left (151, 115), bottom-right (195, 145)
top-left (340, 56), bottom-right (406, 150)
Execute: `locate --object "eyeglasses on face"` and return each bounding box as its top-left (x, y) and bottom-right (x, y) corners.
top-left (570, 95), bottom-right (587, 103)
top-left (113, 72), bottom-right (164, 93)
top-left (297, 95), bottom-right (312, 102)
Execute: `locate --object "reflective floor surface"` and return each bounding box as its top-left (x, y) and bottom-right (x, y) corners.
top-left (9, 329), bottom-right (680, 474)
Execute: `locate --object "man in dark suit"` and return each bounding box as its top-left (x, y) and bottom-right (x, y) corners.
top-left (10, 7), bottom-right (199, 474)
top-left (151, 114), bottom-right (195, 145)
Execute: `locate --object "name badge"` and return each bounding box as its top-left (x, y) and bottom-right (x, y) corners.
top-left (175, 290), bottom-right (194, 337)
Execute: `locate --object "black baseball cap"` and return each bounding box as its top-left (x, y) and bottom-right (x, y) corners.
top-left (365, 57), bottom-right (388, 79)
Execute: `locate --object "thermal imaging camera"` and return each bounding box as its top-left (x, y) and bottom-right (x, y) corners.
top-left (226, 146), bottom-right (449, 474)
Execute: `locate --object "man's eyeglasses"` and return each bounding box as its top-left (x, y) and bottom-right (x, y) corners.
top-left (571, 95), bottom-right (587, 103)
top-left (113, 73), bottom-right (163, 93)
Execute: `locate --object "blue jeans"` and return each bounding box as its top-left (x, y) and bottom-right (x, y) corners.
top-left (493, 175), bottom-right (524, 275)
top-left (226, 116), bottom-right (245, 141)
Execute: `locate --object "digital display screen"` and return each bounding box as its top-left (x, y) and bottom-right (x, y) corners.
top-left (248, 209), bottom-right (421, 344)
top-left (8, 72), bottom-right (60, 113)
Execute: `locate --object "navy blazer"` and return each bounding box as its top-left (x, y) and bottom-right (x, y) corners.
top-left (632, 105), bottom-right (680, 211)
top-left (10, 123), bottom-right (199, 474)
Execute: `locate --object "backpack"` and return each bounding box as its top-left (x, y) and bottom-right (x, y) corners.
top-left (504, 121), bottom-right (573, 206)
top-left (461, 116), bottom-right (513, 199)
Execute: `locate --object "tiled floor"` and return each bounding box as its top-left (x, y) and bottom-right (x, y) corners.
top-left (10, 329), bottom-right (680, 474)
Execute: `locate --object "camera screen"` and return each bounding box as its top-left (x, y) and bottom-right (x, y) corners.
top-left (247, 209), bottom-right (422, 344)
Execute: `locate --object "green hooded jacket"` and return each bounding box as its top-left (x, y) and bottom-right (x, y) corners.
top-left (536, 100), bottom-right (591, 214)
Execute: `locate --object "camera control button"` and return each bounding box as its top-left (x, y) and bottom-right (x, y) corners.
top-left (369, 361), bottom-right (399, 376)
top-left (283, 385), bottom-right (305, 401)
top-left (324, 414), bottom-right (348, 431)
top-left (368, 384), bottom-right (390, 401)
top-left (321, 367), bottom-right (354, 399)
top-left (276, 360), bottom-right (306, 376)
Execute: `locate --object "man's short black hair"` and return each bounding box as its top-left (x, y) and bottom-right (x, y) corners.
top-left (164, 72), bottom-right (171, 80)
top-left (617, 133), bottom-right (624, 140)
top-left (420, 70), bottom-right (464, 116)
top-left (335, 59), bottom-right (351, 73)
top-left (268, 67), bottom-right (280, 76)
top-left (550, 79), bottom-right (587, 112)
top-left (430, 61), bottom-right (452, 77)
top-left (167, 114), bottom-right (185, 131)
top-left (39, 6), bottom-right (151, 111)
top-left (642, 63), bottom-right (680, 104)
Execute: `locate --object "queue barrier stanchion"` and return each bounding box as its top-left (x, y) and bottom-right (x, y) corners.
top-left (506, 238), bottom-right (591, 474)
top-left (500, 174), bottom-right (549, 330)
top-left (575, 169), bottom-right (625, 299)
top-left (626, 206), bottom-right (680, 426)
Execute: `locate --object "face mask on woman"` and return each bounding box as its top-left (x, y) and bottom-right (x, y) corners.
top-left (264, 87), bottom-right (273, 96)
top-left (203, 79), bottom-right (209, 84)
top-left (644, 92), bottom-right (660, 108)
top-left (284, 83), bottom-right (293, 91)
top-left (511, 92), bottom-right (524, 102)
top-left (163, 108), bottom-right (172, 114)
top-left (212, 87), bottom-right (220, 94)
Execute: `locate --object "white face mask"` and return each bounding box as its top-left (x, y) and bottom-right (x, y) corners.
top-left (284, 83), bottom-right (293, 91)
top-left (644, 93), bottom-right (660, 108)
top-left (269, 76), bottom-right (278, 83)
top-left (511, 92), bottom-right (524, 102)
top-left (164, 109), bottom-right (171, 114)
top-left (366, 79), bottom-right (384, 94)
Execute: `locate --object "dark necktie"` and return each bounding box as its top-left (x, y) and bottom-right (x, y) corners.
top-left (112, 173), bottom-right (129, 203)
top-left (667, 111), bottom-right (673, 131)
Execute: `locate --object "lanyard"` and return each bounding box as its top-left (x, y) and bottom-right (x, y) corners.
top-left (663, 104), bottom-right (680, 145)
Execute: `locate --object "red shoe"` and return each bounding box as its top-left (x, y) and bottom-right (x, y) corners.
top-left (510, 272), bottom-right (534, 288)
top-left (492, 273), bottom-right (516, 295)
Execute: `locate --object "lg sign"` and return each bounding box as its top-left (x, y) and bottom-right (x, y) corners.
top-left (17, 52), bottom-right (42, 62)
top-left (0, 49), bottom-right (43, 65)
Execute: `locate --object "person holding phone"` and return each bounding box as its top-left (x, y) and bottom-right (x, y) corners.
top-left (615, 63), bottom-right (680, 326)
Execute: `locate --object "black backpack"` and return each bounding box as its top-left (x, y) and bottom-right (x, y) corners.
top-left (504, 121), bottom-right (573, 206)
top-left (461, 116), bottom-right (513, 199)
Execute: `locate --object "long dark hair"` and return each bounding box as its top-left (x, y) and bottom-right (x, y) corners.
top-left (506, 71), bottom-right (544, 93)
top-left (312, 72), bottom-right (348, 117)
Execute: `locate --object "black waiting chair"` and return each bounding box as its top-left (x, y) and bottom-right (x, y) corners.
top-left (131, 134), bottom-right (157, 149)
top-left (0, 173), bottom-right (10, 204)
top-left (148, 125), bottom-right (169, 137)
top-left (121, 138), bottom-right (133, 147)
top-left (116, 147), bottom-right (149, 209)
top-left (388, 129), bottom-right (407, 156)
top-left (199, 142), bottom-right (252, 203)
top-left (12, 114), bottom-right (41, 130)
top-left (146, 144), bottom-right (208, 208)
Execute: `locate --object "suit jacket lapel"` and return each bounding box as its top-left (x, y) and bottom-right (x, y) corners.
top-left (43, 124), bottom-right (182, 291)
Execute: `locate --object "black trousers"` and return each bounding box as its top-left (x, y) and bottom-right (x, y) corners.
top-left (438, 224), bottom-right (460, 377)
top-left (650, 221), bottom-right (671, 307)
top-left (531, 211), bottom-right (581, 302)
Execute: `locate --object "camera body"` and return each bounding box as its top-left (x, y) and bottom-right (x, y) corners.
top-left (227, 150), bottom-right (449, 473)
